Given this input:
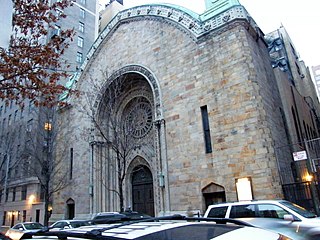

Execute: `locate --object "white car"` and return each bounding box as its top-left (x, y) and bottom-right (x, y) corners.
top-left (49, 220), bottom-right (90, 231)
top-left (5, 222), bottom-right (44, 240)
top-left (19, 215), bottom-right (290, 240)
top-left (204, 200), bottom-right (320, 240)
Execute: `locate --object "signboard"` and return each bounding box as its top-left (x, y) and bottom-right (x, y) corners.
top-left (293, 151), bottom-right (307, 161)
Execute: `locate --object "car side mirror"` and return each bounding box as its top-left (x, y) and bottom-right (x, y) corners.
top-left (283, 214), bottom-right (294, 221)
top-left (19, 228), bottom-right (24, 231)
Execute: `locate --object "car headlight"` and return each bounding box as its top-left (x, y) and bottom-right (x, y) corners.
top-left (278, 234), bottom-right (292, 240)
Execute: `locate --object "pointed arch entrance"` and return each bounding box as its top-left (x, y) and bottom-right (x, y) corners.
top-left (66, 198), bottom-right (75, 220)
top-left (131, 165), bottom-right (155, 216)
top-left (202, 183), bottom-right (226, 210)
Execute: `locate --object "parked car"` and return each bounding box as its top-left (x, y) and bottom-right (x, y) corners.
top-left (204, 199), bottom-right (320, 240)
top-left (49, 220), bottom-right (90, 231)
top-left (90, 211), bottom-right (151, 224)
top-left (20, 215), bottom-right (291, 240)
top-left (5, 222), bottom-right (44, 240)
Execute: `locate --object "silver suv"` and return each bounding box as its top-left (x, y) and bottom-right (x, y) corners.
top-left (204, 200), bottom-right (320, 240)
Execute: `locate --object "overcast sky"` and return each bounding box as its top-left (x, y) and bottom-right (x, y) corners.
top-left (101, 0), bottom-right (320, 68)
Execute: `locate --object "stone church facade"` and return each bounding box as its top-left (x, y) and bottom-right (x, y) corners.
top-left (52, 1), bottom-right (290, 220)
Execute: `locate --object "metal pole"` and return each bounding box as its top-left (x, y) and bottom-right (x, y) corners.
top-left (304, 139), bottom-right (320, 215)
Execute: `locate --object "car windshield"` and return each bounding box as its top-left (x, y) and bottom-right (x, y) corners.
top-left (70, 221), bottom-right (90, 228)
top-left (24, 223), bottom-right (44, 230)
top-left (281, 201), bottom-right (317, 218)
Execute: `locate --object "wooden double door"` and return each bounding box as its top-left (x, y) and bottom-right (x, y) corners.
top-left (132, 166), bottom-right (155, 217)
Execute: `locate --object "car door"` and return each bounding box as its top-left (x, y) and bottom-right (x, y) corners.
top-left (253, 204), bottom-right (303, 240)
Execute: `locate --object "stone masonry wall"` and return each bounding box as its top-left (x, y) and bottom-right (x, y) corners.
top-left (55, 17), bottom-right (285, 216)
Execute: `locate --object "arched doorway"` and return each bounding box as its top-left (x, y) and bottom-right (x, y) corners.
top-left (66, 198), bottom-right (75, 220)
top-left (202, 183), bottom-right (226, 210)
top-left (132, 165), bottom-right (154, 216)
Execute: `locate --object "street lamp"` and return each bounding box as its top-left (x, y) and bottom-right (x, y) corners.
top-left (44, 122), bottom-right (52, 131)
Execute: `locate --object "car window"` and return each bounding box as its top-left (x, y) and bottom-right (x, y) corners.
top-left (229, 204), bottom-right (255, 218)
top-left (207, 206), bottom-right (228, 218)
top-left (135, 224), bottom-right (241, 240)
top-left (52, 222), bottom-right (65, 228)
top-left (70, 221), bottom-right (89, 228)
top-left (24, 223), bottom-right (43, 230)
top-left (257, 204), bottom-right (289, 219)
top-left (281, 201), bottom-right (317, 218)
top-left (13, 224), bottom-right (21, 230)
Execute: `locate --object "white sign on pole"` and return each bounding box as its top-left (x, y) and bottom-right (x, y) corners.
top-left (293, 151), bottom-right (307, 161)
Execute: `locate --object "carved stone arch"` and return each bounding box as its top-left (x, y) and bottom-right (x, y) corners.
top-left (94, 65), bottom-right (163, 122)
top-left (127, 156), bottom-right (152, 176)
top-left (202, 182), bottom-right (226, 210)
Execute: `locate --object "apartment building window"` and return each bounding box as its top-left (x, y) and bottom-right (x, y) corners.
top-left (79, 22), bottom-right (84, 32)
top-left (22, 210), bottom-right (26, 222)
top-left (56, 8), bottom-right (63, 18)
top-left (80, 0), bottom-right (86, 5)
top-left (14, 110), bottom-right (18, 122)
top-left (2, 118), bottom-right (5, 132)
top-left (201, 105), bottom-right (212, 153)
top-left (21, 185), bottom-right (27, 200)
top-left (14, 166), bottom-right (19, 179)
top-left (52, 25), bottom-right (61, 38)
top-left (40, 186), bottom-right (45, 200)
top-left (76, 52), bottom-right (83, 63)
top-left (12, 187), bottom-right (16, 201)
top-left (77, 36), bottom-right (84, 48)
top-left (8, 114), bottom-right (11, 126)
top-left (3, 211), bottom-right (6, 225)
top-left (27, 119), bottom-right (33, 132)
top-left (80, 8), bottom-right (85, 18)
top-left (28, 101), bottom-right (33, 113)
top-left (0, 106), bottom-right (2, 116)
top-left (5, 190), bottom-right (9, 202)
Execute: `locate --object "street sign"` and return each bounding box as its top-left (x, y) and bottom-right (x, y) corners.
top-left (293, 151), bottom-right (307, 161)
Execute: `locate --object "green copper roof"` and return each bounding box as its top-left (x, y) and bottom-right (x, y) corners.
top-left (202, 0), bottom-right (241, 21)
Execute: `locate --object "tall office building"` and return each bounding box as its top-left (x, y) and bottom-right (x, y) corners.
top-left (0, 0), bottom-right (98, 227)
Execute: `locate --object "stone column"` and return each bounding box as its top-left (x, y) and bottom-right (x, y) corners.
top-left (155, 119), bottom-right (170, 215)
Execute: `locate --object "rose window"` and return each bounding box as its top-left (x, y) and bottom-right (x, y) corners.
top-left (125, 101), bottom-right (153, 138)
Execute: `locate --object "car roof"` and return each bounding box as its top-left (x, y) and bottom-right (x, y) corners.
top-left (66, 221), bottom-right (243, 239)
top-left (207, 199), bottom-right (286, 208)
top-left (21, 215), bottom-right (257, 240)
top-left (55, 220), bottom-right (88, 222)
